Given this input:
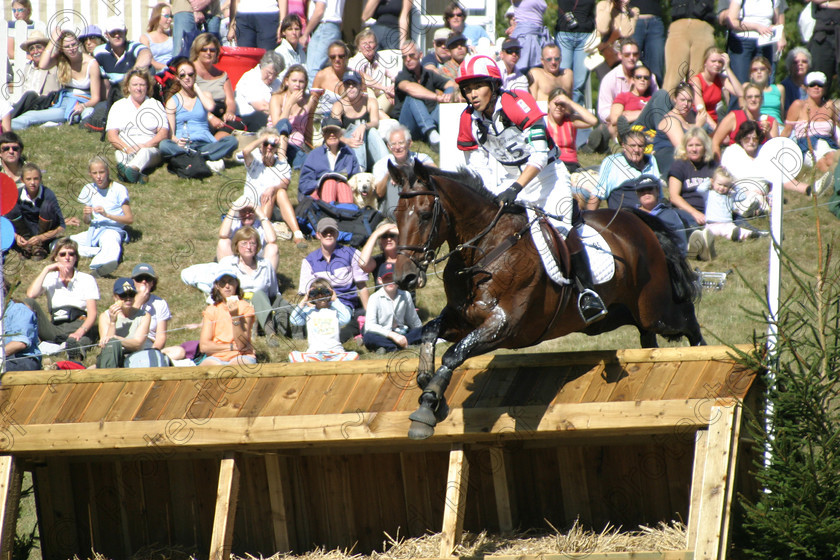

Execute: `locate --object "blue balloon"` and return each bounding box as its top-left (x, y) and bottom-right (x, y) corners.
top-left (0, 217), bottom-right (14, 251)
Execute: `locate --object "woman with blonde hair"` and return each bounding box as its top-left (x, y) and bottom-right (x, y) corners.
top-left (668, 126), bottom-right (716, 226)
top-left (140, 3), bottom-right (174, 73)
top-left (269, 64), bottom-right (322, 168)
top-left (11, 29), bottom-right (101, 129)
top-left (190, 33), bottom-right (238, 135)
top-left (689, 47), bottom-right (742, 131)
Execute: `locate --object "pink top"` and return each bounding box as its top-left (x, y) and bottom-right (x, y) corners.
top-left (546, 117), bottom-right (578, 165)
top-left (289, 110), bottom-right (309, 148)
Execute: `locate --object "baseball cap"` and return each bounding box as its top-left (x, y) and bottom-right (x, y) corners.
top-left (215, 268), bottom-right (239, 283)
top-left (501, 37), bottom-right (521, 51)
top-left (342, 70), bottom-right (362, 84)
top-left (633, 175), bottom-right (661, 192)
top-left (321, 116), bottom-right (343, 133)
top-left (446, 32), bottom-right (468, 49)
top-left (805, 71), bottom-right (826, 86)
top-left (113, 277), bottom-right (137, 295)
top-left (104, 16), bottom-right (127, 33)
top-left (378, 262), bottom-right (395, 279)
top-left (131, 263), bottom-right (157, 279)
top-left (78, 25), bottom-right (105, 42)
top-left (433, 28), bottom-right (450, 42)
top-left (316, 217), bottom-right (339, 235)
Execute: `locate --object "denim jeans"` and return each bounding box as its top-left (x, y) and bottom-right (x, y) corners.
top-left (398, 96), bottom-right (439, 141)
top-left (633, 17), bottom-right (665, 87)
top-left (160, 135), bottom-right (238, 161)
top-left (306, 21), bottom-right (341, 87)
top-left (235, 12), bottom-right (280, 51)
top-left (172, 11), bottom-right (221, 58)
top-left (555, 31), bottom-right (589, 105)
top-left (344, 123), bottom-right (389, 171)
top-left (727, 34), bottom-right (775, 85)
top-left (11, 93), bottom-right (84, 129)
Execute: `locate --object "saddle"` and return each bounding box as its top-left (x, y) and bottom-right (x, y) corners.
top-left (537, 217), bottom-right (572, 279)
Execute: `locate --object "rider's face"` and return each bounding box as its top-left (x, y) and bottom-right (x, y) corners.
top-left (462, 82), bottom-right (494, 114)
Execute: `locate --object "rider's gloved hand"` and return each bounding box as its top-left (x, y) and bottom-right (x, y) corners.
top-left (498, 182), bottom-right (523, 205)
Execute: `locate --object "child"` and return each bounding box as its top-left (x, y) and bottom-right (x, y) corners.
top-left (288, 278), bottom-right (359, 362)
top-left (363, 262), bottom-right (423, 354)
top-left (705, 167), bottom-right (768, 241)
top-left (70, 155), bottom-right (133, 277)
top-left (96, 277), bottom-right (153, 368)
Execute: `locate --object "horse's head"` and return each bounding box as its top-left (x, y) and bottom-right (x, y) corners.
top-left (388, 158), bottom-right (448, 290)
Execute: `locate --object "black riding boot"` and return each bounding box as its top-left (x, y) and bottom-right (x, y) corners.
top-left (566, 228), bottom-right (607, 324)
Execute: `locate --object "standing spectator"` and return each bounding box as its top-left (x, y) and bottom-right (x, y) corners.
top-left (509, 0), bottom-right (549, 73)
top-left (106, 68), bottom-right (169, 183)
top-left (70, 156), bottom-right (134, 277)
top-left (597, 39), bottom-right (658, 127)
top-left (289, 279), bottom-right (358, 362)
top-left (668, 127), bottom-right (716, 227)
top-left (229, 0), bottom-right (280, 51)
top-left (689, 48), bottom-right (742, 132)
top-left (725, 0), bottom-right (785, 85)
top-left (595, 0), bottom-right (640, 71)
top-left (331, 70), bottom-right (389, 172)
top-left (25, 238), bottom-right (100, 361)
top-left (78, 25), bottom-right (106, 55)
top-left (140, 3), bottom-right (175, 74)
top-left (808, 0), bottom-right (840, 92)
top-left (371, 125), bottom-right (435, 220)
top-left (422, 28), bottom-right (451, 72)
top-left (2, 278), bottom-right (41, 372)
top-left (555, 0), bottom-right (596, 104)
top-left (528, 44), bottom-right (573, 101)
top-left (663, 0), bottom-right (716, 92)
top-left (348, 29), bottom-right (398, 117)
top-left (442, 2), bottom-right (491, 49)
top-left (8, 163), bottom-right (67, 260)
top-left (298, 217), bottom-right (370, 341)
top-left (269, 65), bottom-right (321, 169)
top-left (780, 47), bottom-right (811, 116)
top-left (8, 31), bottom-right (61, 120)
top-left (275, 14), bottom-right (306, 81)
top-left (94, 17), bottom-right (152, 97)
top-left (199, 271), bottom-right (257, 365)
top-left (363, 262), bottom-right (422, 354)
top-left (628, 0), bottom-right (664, 85)
top-left (303, 0), bottom-right (346, 88)
top-left (497, 38), bottom-right (529, 91)
top-left (0, 132), bottom-right (25, 187)
top-left (172, 0), bottom-right (222, 58)
top-left (298, 117), bottom-right (360, 201)
top-left (394, 42), bottom-right (455, 148)
top-left (96, 278), bottom-right (153, 369)
top-left (234, 52), bottom-right (284, 131)
top-left (361, 0), bottom-right (412, 51)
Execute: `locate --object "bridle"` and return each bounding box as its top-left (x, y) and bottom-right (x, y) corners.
top-left (396, 188), bottom-right (445, 271)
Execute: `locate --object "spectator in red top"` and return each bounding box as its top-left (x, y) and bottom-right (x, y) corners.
top-left (546, 87), bottom-right (598, 174)
top-left (689, 47), bottom-right (742, 132)
top-left (712, 82), bottom-right (778, 159)
top-left (608, 62), bottom-right (652, 140)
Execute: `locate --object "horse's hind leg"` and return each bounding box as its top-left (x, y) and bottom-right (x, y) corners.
top-left (639, 329), bottom-right (658, 348)
top-left (417, 315), bottom-right (443, 389)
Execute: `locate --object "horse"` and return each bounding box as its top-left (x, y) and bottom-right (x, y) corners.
top-left (387, 159), bottom-right (705, 440)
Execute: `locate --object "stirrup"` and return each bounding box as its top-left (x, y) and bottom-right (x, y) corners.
top-left (578, 289), bottom-right (607, 325)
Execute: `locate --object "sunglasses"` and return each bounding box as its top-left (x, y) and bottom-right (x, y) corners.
top-left (634, 74), bottom-right (650, 79)
top-left (543, 56), bottom-right (561, 62)
top-left (329, 53), bottom-right (346, 60)
top-left (179, 71), bottom-right (195, 78)
top-left (381, 233), bottom-right (397, 240)
top-left (134, 275), bottom-right (154, 283)
top-left (57, 251), bottom-right (76, 257)
top-left (504, 48), bottom-right (521, 55)
top-left (0, 145), bottom-right (21, 152)
top-left (637, 187), bottom-right (656, 194)
top-left (434, 40), bottom-right (447, 47)
top-left (12, 8), bottom-right (26, 12)
top-left (263, 140), bottom-right (278, 147)
top-left (200, 47), bottom-right (217, 53)
top-left (308, 287), bottom-right (332, 298)
top-left (807, 82), bottom-right (824, 88)
top-left (450, 12), bottom-right (465, 17)
top-left (117, 292), bottom-right (137, 300)
top-left (161, 14), bottom-right (173, 18)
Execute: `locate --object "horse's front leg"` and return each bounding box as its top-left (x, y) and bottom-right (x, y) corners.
top-left (408, 308), bottom-right (510, 440)
top-left (417, 315), bottom-right (442, 391)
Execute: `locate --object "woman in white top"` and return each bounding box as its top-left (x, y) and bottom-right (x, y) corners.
top-left (140, 3), bottom-right (175, 73)
top-left (725, 0), bottom-right (785, 84)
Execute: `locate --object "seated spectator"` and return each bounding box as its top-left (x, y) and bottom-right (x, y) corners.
top-left (78, 25), bottom-right (106, 55)
top-left (298, 117), bottom-right (360, 202)
top-left (746, 56), bottom-right (784, 125)
top-left (3, 277), bottom-right (41, 372)
top-left (394, 42), bottom-right (454, 147)
top-left (96, 278), bottom-right (154, 368)
top-left (70, 156), bottom-right (134, 277)
top-left (8, 163), bottom-right (67, 260)
top-left (331, 70), bottom-right (389, 172)
top-left (274, 14), bottom-right (306, 81)
top-left (546, 88), bottom-right (598, 174)
top-left (372, 125), bottom-right (435, 220)
top-left (106, 68), bottom-right (168, 183)
top-left (442, 1), bottom-right (492, 49)
top-left (358, 222), bottom-right (419, 302)
top-left (422, 28), bottom-right (451, 72)
top-left (160, 59), bottom-right (239, 172)
top-left (191, 33), bottom-right (240, 137)
top-left (608, 63), bottom-right (652, 140)
top-left (269, 64), bottom-right (322, 169)
top-left (348, 28), bottom-right (398, 117)
top-left (668, 127), bottom-right (716, 228)
top-left (689, 47), bottom-right (742, 132)
top-left (217, 198), bottom-right (280, 270)
top-left (363, 262), bottom-right (422, 354)
top-left (705, 166), bottom-right (767, 242)
top-left (712, 82), bottom-right (778, 159)
top-left (0, 132), bottom-right (25, 186)
top-left (633, 175), bottom-right (693, 257)
top-left (653, 82), bottom-right (704, 179)
top-left (6, 0), bottom-right (39, 56)
top-left (12, 29), bottom-right (102, 130)
top-left (24, 238), bottom-right (100, 361)
top-left (130, 263), bottom-right (183, 364)
top-left (8, 31), bottom-right (61, 120)
top-left (199, 270), bottom-right (257, 365)
top-left (234, 52), bottom-right (284, 131)
top-left (593, 129), bottom-right (660, 209)
top-left (439, 32), bottom-right (469, 85)
top-left (140, 3), bottom-right (175, 74)
top-left (781, 72), bottom-right (839, 173)
top-left (299, 218), bottom-right (369, 341)
top-left (497, 38), bottom-right (529, 91)
top-left (311, 41), bottom-right (351, 115)
top-left (289, 278), bottom-right (359, 362)
top-left (238, 131), bottom-right (304, 245)
top-left (528, 44), bottom-right (573, 102)
top-left (780, 47), bottom-right (810, 116)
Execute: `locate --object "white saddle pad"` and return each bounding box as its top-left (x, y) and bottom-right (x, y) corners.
top-left (529, 220), bottom-right (615, 287)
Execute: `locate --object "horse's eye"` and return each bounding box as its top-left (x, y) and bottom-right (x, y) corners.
top-left (418, 211), bottom-right (433, 221)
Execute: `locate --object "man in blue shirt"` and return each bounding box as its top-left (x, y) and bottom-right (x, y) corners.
top-left (3, 279), bottom-right (41, 371)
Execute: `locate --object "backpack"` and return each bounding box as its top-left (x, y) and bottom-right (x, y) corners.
top-left (295, 197), bottom-right (385, 247)
top-left (167, 152), bottom-right (213, 179)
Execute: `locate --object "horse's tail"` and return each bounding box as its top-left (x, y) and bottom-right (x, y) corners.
top-left (626, 209), bottom-right (702, 304)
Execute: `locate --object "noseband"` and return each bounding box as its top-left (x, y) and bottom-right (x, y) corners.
top-left (396, 189), bottom-right (445, 270)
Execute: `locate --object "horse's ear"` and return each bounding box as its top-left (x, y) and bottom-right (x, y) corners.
top-left (414, 158), bottom-right (431, 186)
top-left (388, 160), bottom-right (407, 189)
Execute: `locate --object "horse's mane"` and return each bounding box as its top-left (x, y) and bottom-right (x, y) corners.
top-left (422, 165), bottom-right (500, 205)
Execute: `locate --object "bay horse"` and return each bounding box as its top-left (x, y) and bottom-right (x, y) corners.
top-left (387, 160), bottom-right (705, 440)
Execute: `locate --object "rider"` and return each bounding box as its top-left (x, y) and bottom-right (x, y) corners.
top-left (455, 56), bottom-right (607, 324)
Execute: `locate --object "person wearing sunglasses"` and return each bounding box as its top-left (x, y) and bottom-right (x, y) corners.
top-left (311, 41), bottom-right (351, 115)
top-left (6, 0), bottom-right (40, 58)
top-left (8, 31), bottom-right (62, 122)
top-left (95, 278), bottom-right (153, 368)
top-left (93, 17), bottom-right (152, 98)
top-left (234, 51), bottom-right (285, 131)
top-left (528, 44), bottom-right (573, 102)
top-left (422, 28), bottom-right (452, 72)
top-left (438, 32), bottom-right (470, 88)
top-left (496, 38), bottom-right (529, 91)
top-left (130, 263), bottom-right (184, 365)
top-left (25, 238), bottom-right (100, 362)
top-left (289, 278), bottom-right (358, 362)
top-left (302, 0), bottom-right (347, 88)
top-left (0, 132), bottom-right (25, 186)
top-left (140, 3), bottom-right (175, 74)
top-left (191, 33), bottom-right (239, 136)
top-left (442, 1), bottom-right (491, 49)
top-left (608, 62), bottom-right (652, 141)
top-left (199, 270), bottom-right (257, 365)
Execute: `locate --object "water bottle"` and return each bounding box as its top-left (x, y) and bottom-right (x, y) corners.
top-left (183, 128), bottom-right (193, 154)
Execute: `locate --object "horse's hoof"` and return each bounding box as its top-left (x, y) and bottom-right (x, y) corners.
top-left (434, 396), bottom-right (450, 423)
top-left (417, 372), bottom-right (432, 390)
top-left (408, 420), bottom-right (435, 440)
top-left (409, 405), bottom-right (437, 428)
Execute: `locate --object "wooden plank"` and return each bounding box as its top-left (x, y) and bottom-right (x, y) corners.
top-left (52, 383), bottom-right (102, 423)
top-left (315, 374), bottom-right (360, 414)
top-left (488, 447), bottom-right (513, 534)
top-left (77, 382), bottom-right (126, 423)
top-left (717, 405), bottom-right (742, 559)
top-left (210, 378), bottom-right (259, 419)
top-left (634, 361), bottom-right (681, 401)
top-left (258, 376), bottom-right (308, 417)
top-left (289, 375), bottom-right (335, 415)
top-left (185, 380), bottom-right (231, 421)
top-left (341, 373), bottom-right (388, 413)
top-left (446, 368), bottom-right (492, 409)
top-left (469, 368), bottom-right (519, 408)
top-left (3, 399), bottom-right (727, 454)
top-left (133, 381), bottom-right (180, 421)
top-left (608, 362), bottom-right (654, 402)
top-left (26, 383), bottom-right (76, 425)
top-left (693, 406), bottom-right (737, 560)
top-left (209, 454), bottom-right (241, 560)
top-left (439, 444), bottom-right (469, 557)
top-left (686, 362), bottom-right (737, 402)
top-left (104, 381), bottom-right (155, 422)
top-left (44, 459), bottom-right (79, 559)
top-left (168, 460), bottom-right (201, 547)
top-left (552, 363), bottom-right (604, 404)
top-left (2, 384), bottom-right (47, 425)
top-left (264, 454), bottom-right (290, 552)
top-left (400, 452), bottom-right (438, 537)
top-left (0, 456), bottom-right (21, 560)
top-left (156, 380), bottom-right (202, 420)
top-left (686, 430), bottom-right (708, 550)
top-left (368, 371), bottom-right (410, 413)
top-left (580, 361), bottom-right (625, 403)
top-left (556, 446), bottom-right (592, 526)
top-left (235, 377), bottom-right (285, 418)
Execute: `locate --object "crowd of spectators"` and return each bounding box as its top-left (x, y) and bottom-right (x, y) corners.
top-left (2, 0), bottom-right (840, 370)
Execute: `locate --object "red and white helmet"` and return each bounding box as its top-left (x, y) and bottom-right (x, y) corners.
top-left (456, 55), bottom-right (502, 84)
